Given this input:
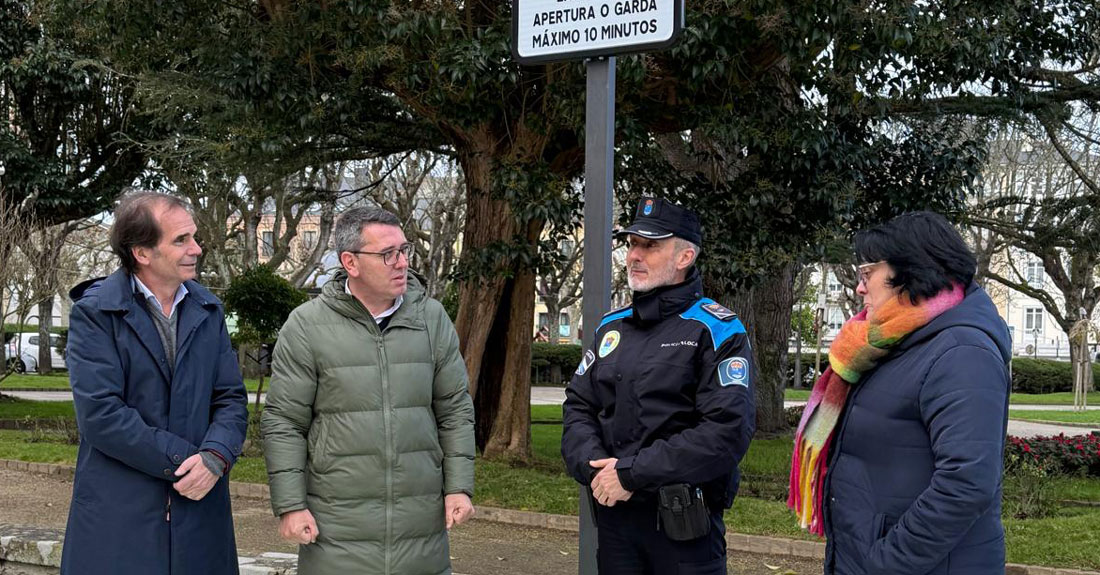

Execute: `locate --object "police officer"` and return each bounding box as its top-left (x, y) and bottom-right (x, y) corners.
top-left (561, 197), bottom-right (757, 575)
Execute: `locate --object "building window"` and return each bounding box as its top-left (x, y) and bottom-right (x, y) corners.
top-left (559, 239), bottom-right (575, 256)
top-left (302, 230), bottom-right (317, 250)
top-left (538, 313), bottom-right (550, 328)
top-left (261, 231), bottom-right (274, 257)
top-left (1024, 307), bottom-right (1044, 335)
top-left (1026, 260), bottom-right (1044, 288)
top-left (827, 273), bottom-right (842, 295)
top-left (826, 309), bottom-right (844, 334)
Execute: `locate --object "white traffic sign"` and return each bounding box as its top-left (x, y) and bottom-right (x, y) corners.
top-left (512, 0), bottom-right (684, 64)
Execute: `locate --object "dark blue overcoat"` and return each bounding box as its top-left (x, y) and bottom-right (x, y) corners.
top-left (823, 283), bottom-right (1012, 574)
top-left (60, 269), bottom-right (248, 575)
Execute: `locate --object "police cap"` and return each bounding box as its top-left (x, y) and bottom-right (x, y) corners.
top-left (616, 197), bottom-right (702, 246)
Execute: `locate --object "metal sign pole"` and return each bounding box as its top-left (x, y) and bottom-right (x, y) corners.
top-left (579, 55), bottom-right (615, 575)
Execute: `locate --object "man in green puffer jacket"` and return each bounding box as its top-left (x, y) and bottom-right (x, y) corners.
top-left (262, 206), bottom-right (476, 574)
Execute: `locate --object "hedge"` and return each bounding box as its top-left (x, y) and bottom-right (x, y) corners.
top-left (787, 353), bottom-right (831, 388)
top-left (1011, 357), bottom-right (1100, 394)
top-left (531, 343), bottom-right (583, 386)
top-left (787, 354), bottom-right (1098, 394)
top-left (527, 347), bottom-right (1098, 391)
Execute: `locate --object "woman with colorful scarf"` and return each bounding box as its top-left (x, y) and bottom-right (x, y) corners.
top-left (789, 212), bottom-right (1011, 574)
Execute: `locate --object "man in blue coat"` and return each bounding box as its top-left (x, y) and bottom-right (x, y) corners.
top-left (61, 192), bottom-right (249, 575)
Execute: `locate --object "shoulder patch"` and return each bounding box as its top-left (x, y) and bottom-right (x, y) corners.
top-left (718, 356), bottom-right (750, 388)
top-left (597, 306), bottom-right (632, 330)
top-left (575, 349), bottom-right (596, 376)
top-left (680, 298), bottom-right (747, 351)
top-left (702, 302), bottom-right (737, 321)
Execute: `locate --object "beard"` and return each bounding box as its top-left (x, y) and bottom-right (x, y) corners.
top-left (627, 258), bottom-right (680, 292)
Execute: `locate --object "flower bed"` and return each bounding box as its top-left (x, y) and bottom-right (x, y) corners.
top-left (1006, 433), bottom-right (1100, 477)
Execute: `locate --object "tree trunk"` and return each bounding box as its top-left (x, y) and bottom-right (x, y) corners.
top-left (476, 268), bottom-right (536, 459)
top-left (1069, 336), bottom-right (1094, 392)
top-left (718, 262), bottom-right (797, 435)
top-left (453, 148), bottom-right (512, 401)
top-left (0, 293), bottom-right (7, 384)
top-left (37, 294), bottom-right (54, 375)
top-left (290, 197), bottom-right (336, 288)
top-left (544, 299), bottom-right (561, 345)
top-left (450, 138), bottom-right (538, 459)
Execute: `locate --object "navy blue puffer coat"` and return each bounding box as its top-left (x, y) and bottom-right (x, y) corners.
top-left (823, 283), bottom-right (1011, 575)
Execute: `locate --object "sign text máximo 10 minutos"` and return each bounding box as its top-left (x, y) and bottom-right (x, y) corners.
top-left (512, 0), bottom-right (683, 64)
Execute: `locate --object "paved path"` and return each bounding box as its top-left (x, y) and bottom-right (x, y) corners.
top-left (9, 388), bottom-right (1100, 438)
top-left (0, 466), bottom-right (823, 575)
top-left (531, 386), bottom-right (566, 405)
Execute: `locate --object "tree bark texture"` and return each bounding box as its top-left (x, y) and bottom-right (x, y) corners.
top-left (37, 294), bottom-right (53, 375)
top-left (716, 262), bottom-right (797, 435)
top-left (450, 135), bottom-right (542, 459)
top-left (475, 268), bottom-right (536, 458)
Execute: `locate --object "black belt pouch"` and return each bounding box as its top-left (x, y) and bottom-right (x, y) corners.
top-left (657, 483), bottom-right (711, 541)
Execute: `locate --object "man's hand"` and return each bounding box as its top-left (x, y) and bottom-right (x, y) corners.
top-left (589, 458), bottom-right (633, 507)
top-left (173, 453), bottom-right (218, 501)
top-left (445, 493), bottom-right (475, 529)
top-left (279, 509), bottom-right (319, 544)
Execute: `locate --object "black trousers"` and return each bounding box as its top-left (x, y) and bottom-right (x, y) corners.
top-left (594, 497), bottom-right (727, 575)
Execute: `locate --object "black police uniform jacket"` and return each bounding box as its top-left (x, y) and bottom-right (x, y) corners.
top-left (561, 269), bottom-right (756, 509)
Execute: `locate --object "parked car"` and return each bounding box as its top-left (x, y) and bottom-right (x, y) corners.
top-left (4, 332), bottom-right (66, 374)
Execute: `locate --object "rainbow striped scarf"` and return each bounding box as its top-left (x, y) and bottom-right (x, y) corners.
top-left (787, 283), bottom-right (965, 536)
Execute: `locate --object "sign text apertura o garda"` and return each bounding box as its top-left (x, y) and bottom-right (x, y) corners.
top-left (512, 0), bottom-right (684, 64)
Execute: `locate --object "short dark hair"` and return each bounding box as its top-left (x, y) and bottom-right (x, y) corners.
top-left (853, 211), bottom-right (976, 304)
top-left (110, 192), bottom-right (191, 274)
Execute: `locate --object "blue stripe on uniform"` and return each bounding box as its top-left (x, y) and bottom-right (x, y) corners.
top-left (680, 298), bottom-right (747, 350)
top-left (597, 307), bottom-right (632, 329)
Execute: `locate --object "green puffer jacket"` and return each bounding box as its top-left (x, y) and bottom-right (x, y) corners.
top-left (262, 271), bottom-right (475, 575)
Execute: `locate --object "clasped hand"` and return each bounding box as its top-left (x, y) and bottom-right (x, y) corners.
top-left (589, 458), bottom-right (633, 506)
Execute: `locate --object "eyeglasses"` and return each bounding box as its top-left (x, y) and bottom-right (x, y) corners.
top-left (346, 243), bottom-right (413, 266)
top-left (857, 260), bottom-right (885, 285)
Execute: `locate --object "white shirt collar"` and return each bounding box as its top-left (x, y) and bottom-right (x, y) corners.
top-left (345, 280), bottom-right (403, 324)
top-left (132, 274), bottom-right (188, 318)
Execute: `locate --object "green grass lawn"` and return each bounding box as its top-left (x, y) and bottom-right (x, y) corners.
top-left (784, 389), bottom-right (810, 401)
top-left (0, 374), bottom-right (72, 390)
top-left (1010, 410), bottom-right (1100, 425)
top-left (0, 399), bottom-right (264, 420)
top-left (0, 430), bottom-right (79, 463)
top-left (0, 398), bottom-right (75, 419)
top-left (1005, 507), bottom-right (1100, 569)
top-left (1047, 475), bottom-right (1100, 502)
top-left (531, 404), bottom-right (563, 422)
top-left (1010, 391), bottom-right (1100, 405)
top-left (0, 374), bottom-right (266, 392)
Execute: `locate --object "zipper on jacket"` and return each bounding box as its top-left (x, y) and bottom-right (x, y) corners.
top-left (378, 334), bottom-right (394, 575)
top-left (166, 493), bottom-right (171, 522)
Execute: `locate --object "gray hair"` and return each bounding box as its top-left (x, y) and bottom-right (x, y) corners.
top-left (334, 206), bottom-right (401, 254)
top-left (675, 238), bottom-right (701, 267)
